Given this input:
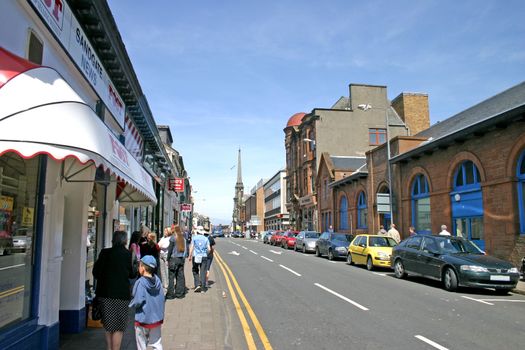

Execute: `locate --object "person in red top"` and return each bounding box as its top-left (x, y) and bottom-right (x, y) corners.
top-left (140, 232), bottom-right (160, 273)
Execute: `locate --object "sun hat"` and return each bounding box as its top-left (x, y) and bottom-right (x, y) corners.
top-left (141, 255), bottom-right (157, 269)
top-left (196, 225), bottom-right (206, 234)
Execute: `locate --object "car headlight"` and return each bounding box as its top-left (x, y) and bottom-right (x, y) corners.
top-left (509, 267), bottom-right (519, 273)
top-left (460, 265), bottom-right (489, 272)
top-left (336, 246), bottom-right (346, 251)
top-left (377, 251), bottom-right (389, 257)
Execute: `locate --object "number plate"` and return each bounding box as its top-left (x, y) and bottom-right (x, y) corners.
top-left (490, 275), bottom-right (510, 281)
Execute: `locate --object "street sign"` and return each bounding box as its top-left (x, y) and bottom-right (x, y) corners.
top-left (180, 203), bottom-right (192, 212)
top-left (377, 193), bottom-right (391, 213)
top-left (169, 178), bottom-right (185, 192)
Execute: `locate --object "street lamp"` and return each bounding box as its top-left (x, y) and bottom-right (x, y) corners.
top-left (358, 103), bottom-right (394, 225)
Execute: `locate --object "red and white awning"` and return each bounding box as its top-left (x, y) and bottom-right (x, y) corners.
top-left (0, 47), bottom-right (156, 205)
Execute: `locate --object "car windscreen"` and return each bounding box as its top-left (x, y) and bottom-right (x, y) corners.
top-left (305, 232), bottom-right (319, 238)
top-left (437, 237), bottom-right (484, 254)
top-left (333, 234), bottom-right (352, 242)
top-left (369, 236), bottom-right (397, 247)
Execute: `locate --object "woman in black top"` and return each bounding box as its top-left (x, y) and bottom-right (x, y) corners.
top-left (93, 231), bottom-right (135, 350)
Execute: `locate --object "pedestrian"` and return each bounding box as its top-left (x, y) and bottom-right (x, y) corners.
top-left (377, 225), bottom-right (387, 235)
top-left (140, 232), bottom-right (160, 272)
top-left (129, 255), bottom-right (165, 350)
top-left (184, 229), bottom-right (192, 256)
top-left (166, 225), bottom-right (187, 299)
top-left (93, 231), bottom-right (136, 350)
top-left (387, 224), bottom-right (401, 244)
top-left (409, 226), bottom-right (417, 236)
top-left (158, 227), bottom-right (172, 293)
top-left (439, 224), bottom-right (451, 236)
top-left (188, 225), bottom-right (210, 292)
top-left (204, 229), bottom-right (216, 288)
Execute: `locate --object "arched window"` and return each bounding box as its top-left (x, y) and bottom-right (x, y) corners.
top-left (517, 150), bottom-right (525, 234)
top-left (339, 196), bottom-right (348, 230)
top-left (411, 174), bottom-right (431, 234)
top-left (451, 160), bottom-right (484, 248)
top-left (357, 192), bottom-right (367, 229)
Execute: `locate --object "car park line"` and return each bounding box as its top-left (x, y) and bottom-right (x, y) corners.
top-left (241, 246), bottom-right (248, 250)
top-left (261, 256), bottom-right (274, 262)
top-left (0, 263), bottom-right (25, 271)
top-left (314, 283), bottom-right (369, 311)
top-left (461, 296), bottom-right (494, 305)
top-left (269, 250), bottom-right (282, 255)
top-left (479, 298), bottom-right (525, 303)
top-left (279, 264), bottom-right (301, 277)
top-left (414, 335), bottom-right (449, 350)
top-left (249, 250), bottom-right (258, 255)
top-left (372, 272), bottom-right (388, 276)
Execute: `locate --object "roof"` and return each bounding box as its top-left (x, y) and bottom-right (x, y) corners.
top-left (330, 156), bottom-right (367, 170)
top-left (286, 112), bottom-right (306, 128)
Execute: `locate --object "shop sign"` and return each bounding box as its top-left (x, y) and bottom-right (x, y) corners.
top-left (180, 203), bottom-right (192, 212)
top-left (0, 196), bottom-right (14, 211)
top-left (299, 194), bottom-right (316, 206)
top-left (169, 178), bottom-right (185, 192)
top-left (376, 193), bottom-right (391, 213)
top-left (21, 207), bottom-right (34, 227)
top-left (29, 0), bottom-right (126, 127)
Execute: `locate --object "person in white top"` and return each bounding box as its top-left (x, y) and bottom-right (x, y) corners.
top-left (158, 226), bottom-right (173, 292)
top-left (439, 224), bottom-right (451, 236)
top-left (387, 224), bottom-right (401, 244)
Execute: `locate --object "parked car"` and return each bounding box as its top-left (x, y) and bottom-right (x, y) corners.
top-left (270, 231), bottom-right (285, 246)
top-left (391, 235), bottom-right (520, 294)
top-left (12, 235), bottom-right (31, 252)
top-left (294, 231), bottom-right (320, 253)
top-left (315, 232), bottom-right (354, 260)
top-left (232, 231), bottom-right (243, 238)
top-left (521, 256), bottom-right (525, 280)
top-left (347, 234), bottom-right (397, 270)
top-left (281, 231), bottom-right (298, 249)
top-left (262, 231), bottom-right (274, 244)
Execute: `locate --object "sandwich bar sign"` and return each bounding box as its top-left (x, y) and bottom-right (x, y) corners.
top-left (180, 204), bottom-right (192, 212)
top-left (169, 178), bottom-right (184, 192)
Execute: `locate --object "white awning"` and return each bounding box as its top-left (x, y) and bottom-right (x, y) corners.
top-left (0, 56), bottom-right (157, 205)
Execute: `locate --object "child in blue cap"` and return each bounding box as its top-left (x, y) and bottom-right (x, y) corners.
top-left (129, 255), bottom-right (165, 349)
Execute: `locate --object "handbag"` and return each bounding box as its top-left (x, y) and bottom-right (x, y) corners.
top-left (91, 297), bottom-right (102, 321)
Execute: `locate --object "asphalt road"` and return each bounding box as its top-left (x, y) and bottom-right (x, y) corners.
top-left (215, 237), bottom-right (525, 350)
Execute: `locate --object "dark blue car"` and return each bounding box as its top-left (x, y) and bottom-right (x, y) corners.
top-left (315, 232), bottom-right (354, 260)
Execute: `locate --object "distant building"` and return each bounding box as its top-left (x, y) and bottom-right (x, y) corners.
top-left (264, 170), bottom-right (288, 230)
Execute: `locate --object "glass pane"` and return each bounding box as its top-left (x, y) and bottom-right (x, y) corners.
top-left (413, 178), bottom-right (419, 195)
top-left (0, 154), bottom-right (39, 330)
top-left (415, 197), bottom-right (431, 232)
top-left (474, 165), bottom-right (481, 183)
top-left (471, 217), bottom-right (484, 240)
top-left (378, 133), bottom-right (386, 144)
top-left (369, 133), bottom-right (376, 144)
top-left (422, 176), bottom-right (429, 193)
top-left (520, 156), bottom-right (525, 175)
top-left (455, 166), bottom-right (464, 187)
top-left (465, 162), bottom-right (474, 184)
top-left (455, 218), bottom-right (467, 238)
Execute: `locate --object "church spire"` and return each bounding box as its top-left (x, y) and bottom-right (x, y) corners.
top-left (236, 148), bottom-right (243, 185)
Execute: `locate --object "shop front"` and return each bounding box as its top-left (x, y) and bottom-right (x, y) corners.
top-left (0, 48), bottom-right (157, 349)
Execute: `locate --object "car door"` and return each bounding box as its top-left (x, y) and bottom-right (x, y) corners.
top-left (351, 236), bottom-right (365, 264)
top-left (403, 236), bottom-right (423, 273)
top-left (419, 236), bottom-right (442, 279)
top-left (318, 232), bottom-right (328, 255)
top-left (296, 232), bottom-right (304, 249)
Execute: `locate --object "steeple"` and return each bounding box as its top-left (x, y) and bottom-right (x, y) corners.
top-left (232, 148), bottom-right (244, 229)
top-left (236, 148), bottom-right (243, 185)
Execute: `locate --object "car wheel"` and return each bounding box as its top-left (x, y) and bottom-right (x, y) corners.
top-left (347, 253), bottom-right (354, 265)
top-left (366, 256), bottom-right (374, 271)
top-left (443, 267), bottom-right (458, 292)
top-left (394, 259), bottom-right (406, 279)
top-left (302, 245), bottom-right (306, 254)
top-left (494, 288), bottom-right (512, 295)
top-left (316, 247), bottom-right (321, 257)
top-left (328, 249), bottom-right (334, 261)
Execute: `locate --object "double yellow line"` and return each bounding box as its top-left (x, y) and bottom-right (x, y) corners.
top-left (0, 285), bottom-right (24, 299)
top-left (215, 252), bottom-right (272, 350)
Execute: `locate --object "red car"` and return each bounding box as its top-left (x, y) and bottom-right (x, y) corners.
top-left (270, 231), bottom-right (284, 246)
top-left (282, 231), bottom-right (299, 249)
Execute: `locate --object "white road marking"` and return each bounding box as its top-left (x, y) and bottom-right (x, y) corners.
top-left (461, 296), bottom-right (494, 305)
top-left (0, 263), bottom-right (25, 271)
top-left (414, 335), bottom-right (449, 350)
top-left (249, 250), bottom-right (258, 255)
top-left (314, 283), bottom-right (369, 311)
top-left (480, 299), bottom-right (525, 303)
top-left (372, 272), bottom-right (387, 276)
top-left (261, 256), bottom-right (273, 262)
top-left (228, 251), bottom-right (240, 256)
top-left (241, 246), bottom-right (248, 250)
top-left (269, 250), bottom-right (282, 255)
top-left (279, 265), bottom-right (301, 277)
top-left (328, 261), bottom-right (337, 264)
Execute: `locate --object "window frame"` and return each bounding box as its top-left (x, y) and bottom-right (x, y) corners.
top-left (368, 128), bottom-right (386, 145)
top-left (517, 151), bottom-right (525, 234)
top-left (454, 161), bottom-right (481, 191)
top-left (357, 192), bottom-right (367, 229)
top-left (411, 174), bottom-right (431, 234)
top-left (339, 195), bottom-right (348, 230)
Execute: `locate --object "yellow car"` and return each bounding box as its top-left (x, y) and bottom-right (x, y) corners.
top-left (347, 234), bottom-right (397, 270)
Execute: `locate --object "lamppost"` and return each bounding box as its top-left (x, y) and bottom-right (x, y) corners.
top-left (358, 103), bottom-right (394, 225)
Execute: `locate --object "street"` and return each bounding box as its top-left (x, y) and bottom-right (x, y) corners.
top-left (215, 238), bottom-right (525, 350)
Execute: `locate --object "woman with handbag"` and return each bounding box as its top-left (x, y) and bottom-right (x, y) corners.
top-left (93, 231), bottom-right (135, 350)
top-left (165, 225), bottom-right (187, 299)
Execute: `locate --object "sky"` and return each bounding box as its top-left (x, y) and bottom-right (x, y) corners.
top-left (107, 0), bottom-right (525, 224)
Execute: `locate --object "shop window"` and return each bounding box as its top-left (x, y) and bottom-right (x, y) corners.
top-left (369, 128), bottom-right (386, 145)
top-left (357, 192), bottom-right (367, 229)
top-left (27, 30), bottom-right (43, 64)
top-left (517, 150), bottom-right (525, 234)
top-left (339, 196), bottom-right (348, 230)
top-left (411, 174), bottom-right (431, 234)
top-left (0, 153), bottom-right (40, 330)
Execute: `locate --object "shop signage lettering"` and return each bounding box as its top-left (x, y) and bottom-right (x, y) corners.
top-left (180, 204), bottom-right (192, 212)
top-left (29, 0), bottom-right (126, 128)
top-left (109, 134), bottom-right (129, 167)
top-left (169, 178), bottom-right (184, 192)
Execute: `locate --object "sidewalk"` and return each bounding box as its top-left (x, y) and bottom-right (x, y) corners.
top-left (60, 259), bottom-right (241, 350)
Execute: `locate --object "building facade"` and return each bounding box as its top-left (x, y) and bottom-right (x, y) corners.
top-left (264, 170), bottom-right (288, 230)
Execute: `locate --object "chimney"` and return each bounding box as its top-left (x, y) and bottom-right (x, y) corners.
top-left (391, 93), bottom-right (430, 135)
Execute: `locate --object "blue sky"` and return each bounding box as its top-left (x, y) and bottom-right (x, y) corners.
top-left (107, 0), bottom-right (525, 224)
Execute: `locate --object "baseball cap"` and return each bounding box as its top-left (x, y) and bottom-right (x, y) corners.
top-left (141, 255), bottom-right (157, 269)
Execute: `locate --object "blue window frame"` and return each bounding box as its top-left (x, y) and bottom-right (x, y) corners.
top-left (411, 174), bottom-right (431, 234)
top-left (517, 150), bottom-right (525, 234)
top-left (357, 192), bottom-right (367, 229)
top-left (454, 160), bottom-right (481, 190)
top-left (339, 196), bottom-right (348, 230)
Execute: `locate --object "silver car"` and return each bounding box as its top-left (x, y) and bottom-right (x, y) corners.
top-left (294, 231), bottom-right (320, 253)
